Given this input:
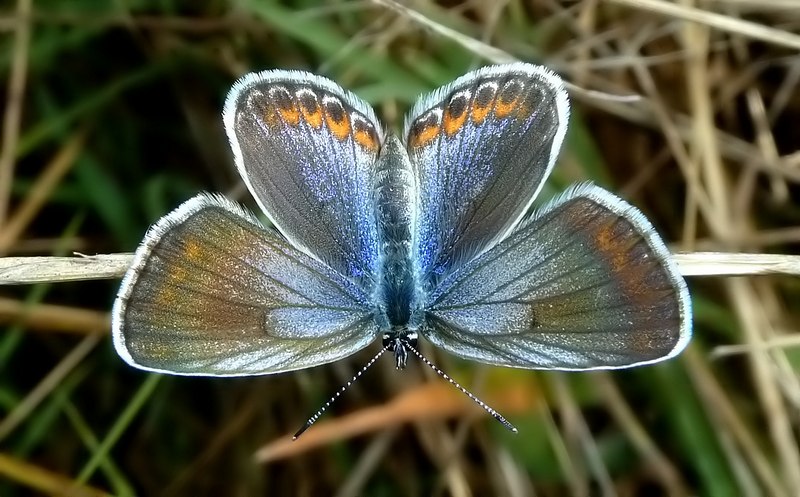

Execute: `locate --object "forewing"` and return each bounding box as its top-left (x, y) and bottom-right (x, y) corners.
top-left (405, 63), bottom-right (569, 283)
top-left (223, 70), bottom-right (384, 286)
top-left (424, 184), bottom-right (691, 370)
top-left (112, 194), bottom-right (377, 376)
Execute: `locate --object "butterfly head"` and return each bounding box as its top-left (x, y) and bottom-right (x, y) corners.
top-left (382, 329), bottom-right (418, 369)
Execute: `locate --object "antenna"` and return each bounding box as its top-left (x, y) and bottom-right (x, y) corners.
top-left (293, 343), bottom-right (391, 440)
top-left (401, 339), bottom-right (518, 434)
top-left (293, 337), bottom-right (518, 439)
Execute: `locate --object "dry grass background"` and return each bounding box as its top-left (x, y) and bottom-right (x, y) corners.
top-left (1, 0), bottom-right (799, 496)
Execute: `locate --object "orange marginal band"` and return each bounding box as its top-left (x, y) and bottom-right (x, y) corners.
top-left (353, 119), bottom-right (379, 152)
top-left (272, 88), bottom-right (301, 126)
top-left (442, 95), bottom-right (469, 137)
top-left (494, 81), bottom-right (523, 118)
top-left (323, 100), bottom-right (351, 141)
top-left (409, 113), bottom-right (440, 148)
top-left (298, 92), bottom-right (324, 129)
top-left (592, 216), bottom-right (651, 302)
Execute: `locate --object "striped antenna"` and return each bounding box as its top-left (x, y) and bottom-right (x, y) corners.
top-left (401, 339), bottom-right (518, 433)
top-left (293, 343), bottom-right (391, 440)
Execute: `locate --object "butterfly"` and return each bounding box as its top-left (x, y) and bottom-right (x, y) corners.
top-left (112, 63), bottom-right (691, 426)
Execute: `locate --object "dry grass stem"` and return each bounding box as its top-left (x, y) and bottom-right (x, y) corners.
top-left (2, 251), bottom-right (798, 286)
top-left (0, 0), bottom-right (32, 225)
top-left (608, 0), bottom-right (800, 50)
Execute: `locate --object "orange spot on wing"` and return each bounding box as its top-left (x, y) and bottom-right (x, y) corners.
top-left (443, 112), bottom-right (467, 137)
top-left (267, 88), bottom-right (300, 127)
top-left (471, 85), bottom-right (496, 124)
top-left (182, 238), bottom-right (203, 261)
top-left (408, 112), bottom-right (442, 148)
top-left (494, 95), bottom-right (520, 118)
top-left (276, 104), bottom-right (300, 126)
top-left (324, 103), bottom-right (351, 141)
top-left (353, 119), bottom-right (379, 152)
top-left (592, 217), bottom-right (649, 298)
top-left (470, 100), bottom-right (492, 125)
top-left (354, 130), bottom-right (377, 151)
top-left (494, 80), bottom-right (524, 118)
top-left (442, 95), bottom-right (468, 136)
top-left (260, 104), bottom-right (280, 127)
top-left (594, 222), bottom-right (626, 272)
top-left (157, 237), bottom-right (200, 301)
top-left (409, 123), bottom-right (440, 148)
top-left (298, 93), bottom-right (323, 129)
top-left (152, 253), bottom-right (190, 309)
top-left (153, 280), bottom-right (177, 307)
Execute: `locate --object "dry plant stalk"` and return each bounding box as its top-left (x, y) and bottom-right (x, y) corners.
top-left (0, 251), bottom-right (799, 285)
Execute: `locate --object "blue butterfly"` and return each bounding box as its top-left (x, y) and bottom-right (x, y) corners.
top-left (112, 64), bottom-right (691, 423)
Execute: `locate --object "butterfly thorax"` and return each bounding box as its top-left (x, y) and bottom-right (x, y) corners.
top-left (372, 136), bottom-right (424, 360)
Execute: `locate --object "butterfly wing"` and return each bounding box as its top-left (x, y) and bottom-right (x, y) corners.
top-left (423, 184), bottom-right (691, 370)
top-left (223, 70), bottom-right (384, 287)
top-left (404, 63), bottom-right (569, 283)
top-left (112, 194), bottom-right (377, 376)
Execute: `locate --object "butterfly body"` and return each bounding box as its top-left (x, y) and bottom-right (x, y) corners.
top-left (373, 135), bottom-right (424, 367)
top-left (112, 63), bottom-right (691, 379)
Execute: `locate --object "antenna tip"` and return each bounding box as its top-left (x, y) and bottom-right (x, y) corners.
top-left (293, 425), bottom-right (309, 440)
